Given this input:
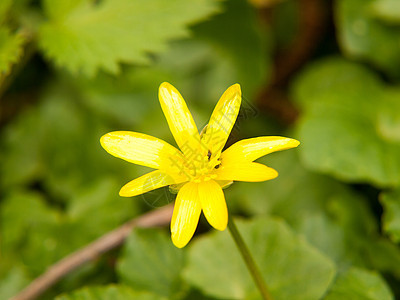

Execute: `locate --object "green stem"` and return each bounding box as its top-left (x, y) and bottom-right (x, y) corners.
top-left (227, 216), bottom-right (273, 300)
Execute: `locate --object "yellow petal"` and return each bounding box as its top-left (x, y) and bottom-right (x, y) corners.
top-left (214, 162), bottom-right (278, 182)
top-left (158, 82), bottom-right (201, 160)
top-left (100, 131), bottom-right (185, 172)
top-left (215, 180), bottom-right (233, 189)
top-left (221, 136), bottom-right (300, 165)
top-left (198, 180), bottom-right (227, 231)
top-left (171, 182), bottom-right (201, 248)
top-left (119, 170), bottom-right (187, 197)
top-left (201, 84), bottom-right (241, 158)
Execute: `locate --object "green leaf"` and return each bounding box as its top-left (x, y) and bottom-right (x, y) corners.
top-left (0, 190), bottom-right (60, 258)
top-left (193, 0), bottom-right (271, 95)
top-left (369, 0), bottom-right (400, 24)
top-left (117, 228), bottom-right (187, 299)
top-left (377, 88), bottom-right (400, 143)
top-left (0, 266), bottom-right (29, 300)
top-left (39, 0), bottom-right (221, 76)
top-left (324, 267), bottom-right (393, 300)
top-left (335, 0), bottom-right (400, 78)
top-left (292, 57), bottom-right (400, 187)
top-left (0, 85), bottom-right (136, 196)
top-left (0, 27), bottom-right (24, 76)
top-left (0, 180), bottom-right (136, 277)
top-left (184, 217), bottom-right (336, 300)
top-left (381, 188), bottom-right (400, 243)
top-left (226, 150), bottom-right (400, 279)
top-left (67, 178), bottom-right (137, 236)
top-left (55, 285), bottom-right (166, 300)
top-left (0, 0), bottom-right (12, 23)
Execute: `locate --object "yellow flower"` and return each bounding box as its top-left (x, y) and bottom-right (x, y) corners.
top-left (100, 82), bottom-right (299, 248)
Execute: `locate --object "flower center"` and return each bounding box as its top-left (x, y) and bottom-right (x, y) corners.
top-left (182, 149), bottom-right (221, 183)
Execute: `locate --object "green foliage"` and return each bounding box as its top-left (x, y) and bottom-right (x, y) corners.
top-left (184, 218), bottom-right (336, 300)
top-left (0, 0), bottom-right (12, 23)
top-left (381, 188), bottom-right (400, 243)
top-left (55, 285), bottom-right (166, 300)
top-left (292, 57), bottom-right (400, 187)
top-left (336, 0), bottom-right (400, 78)
top-left (193, 0), bottom-right (271, 95)
top-left (369, 0), bottom-right (400, 24)
top-left (2, 0), bottom-right (400, 298)
top-left (324, 268), bottom-right (393, 300)
top-left (117, 228), bottom-right (187, 298)
top-left (0, 27), bottom-right (24, 75)
top-left (39, 0), bottom-right (221, 76)
top-left (0, 266), bottom-right (29, 299)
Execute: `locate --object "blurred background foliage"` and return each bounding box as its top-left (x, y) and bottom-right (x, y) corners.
top-left (1, 0), bottom-right (400, 299)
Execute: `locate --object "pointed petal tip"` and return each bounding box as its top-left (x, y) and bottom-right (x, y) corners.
top-left (118, 189), bottom-right (129, 197)
top-left (100, 132), bottom-right (120, 153)
top-left (99, 131), bottom-right (122, 147)
top-left (171, 235), bottom-right (188, 248)
top-left (119, 184), bottom-right (139, 197)
top-left (159, 81), bottom-right (173, 90)
top-left (213, 221), bottom-right (227, 231)
top-left (99, 132), bottom-right (111, 148)
top-left (270, 168), bottom-right (279, 180)
top-left (227, 83), bottom-right (241, 95)
top-left (290, 138), bottom-right (301, 148)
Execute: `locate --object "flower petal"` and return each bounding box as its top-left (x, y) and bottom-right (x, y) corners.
top-left (221, 136), bottom-right (300, 164)
top-left (171, 182), bottom-right (201, 248)
top-left (119, 170), bottom-right (187, 197)
top-left (201, 84), bottom-right (241, 158)
top-left (215, 180), bottom-right (233, 189)
top-left (198, 180), bottom-right (227, 231)
top-left (214, 162), bottom-right (278, 182)
top-left (100, 131), bottom-right (185, 171)
top-left (159, 82), bottom-right (201, 160)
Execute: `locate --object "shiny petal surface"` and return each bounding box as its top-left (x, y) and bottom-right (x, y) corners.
top-left (201, 84), bottom-right (241, 158)
top-left (100, 131), bottom-right (185, 171)
top-left (221, 136), bottom-right (300, 165)
top-left (198, 180), bottom-right (227, 231)
top-left (119, 170), bottom-right (187, 197)
top-left (159, 82), bottom-right (201, 160)
top-left (171, 182), bottom-right (201, 248)
top-left (214, 162), bottom-right (278, 182)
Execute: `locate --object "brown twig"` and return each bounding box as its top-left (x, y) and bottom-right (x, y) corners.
top-left (256, 0), bottom-right (326, 124)
top-left (11, 204), bottom-right (174, 300)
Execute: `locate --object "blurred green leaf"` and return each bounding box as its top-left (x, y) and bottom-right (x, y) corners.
top-left (377, 88), bottom-right (400, 143)
top-left (369, 0), bottom-right (400, 24)
top-left (0, 266), bottom-right (29, 300)
top-left (0, 190), bottom-right (60, 258)
top-left (336, 0), bottom-right (400, 78)
top-left (117, 228), bottom-right (187, 299)
top-left (55, 285), bottom-right (166, 300)
top-left (0, 27), bottom-right (24, 75)
top-left (381, 188), bottom-right (400, 243)
top-left (0, 85), bottom-right (135, 197)
top-left (74, 0), bottom-right (270, 130)
top-left (193, 0), bottom-right (271, 95)
top-left (39, 0), bottom-right (221, 76)
top-left (324, 267), bottom-right (393, 300)
top-left (184, 217), bottom-right (335, 300)
top-left (0, 179), bottom-right (136, 276)
top-left (226, 150), bottom-right (400, 279)
top-left (292, 57), bottom-right (400, 187)
top-left (0, 0), bottom-right (12, 23)
top-left (67, 178), bottom-right (137, 236)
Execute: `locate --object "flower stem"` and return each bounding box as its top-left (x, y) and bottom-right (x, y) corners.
top-left (227, 216), bottom-right (273, 300)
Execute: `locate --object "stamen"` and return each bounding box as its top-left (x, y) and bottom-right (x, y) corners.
top-left (214, 158), bottom-right (222, 169)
